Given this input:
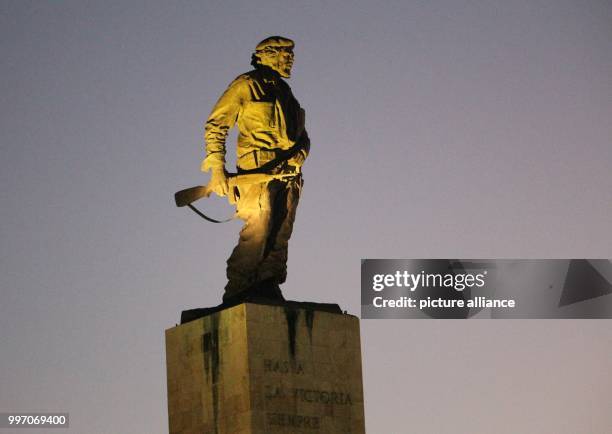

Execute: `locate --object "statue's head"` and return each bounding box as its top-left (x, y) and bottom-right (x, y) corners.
top-left (251, 36), bottom-right (295, 78)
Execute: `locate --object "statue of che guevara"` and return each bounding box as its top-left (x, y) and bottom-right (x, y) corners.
top-left (201, 36), bottom-right (310, 304)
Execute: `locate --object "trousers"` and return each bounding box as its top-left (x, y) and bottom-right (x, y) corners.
top-left (224, 175), bottom-right (302, 298)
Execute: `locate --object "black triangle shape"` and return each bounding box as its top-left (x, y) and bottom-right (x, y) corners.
top-left (559, 260), bottom-right (612, 307)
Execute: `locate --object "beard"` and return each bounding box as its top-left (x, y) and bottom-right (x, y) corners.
top-left (259, 53), bottom-right (293, 78)
top-left (277, 62), bottom-right (293, 78)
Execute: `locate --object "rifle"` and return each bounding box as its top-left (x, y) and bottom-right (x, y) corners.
top-left (175, 138), bottom-right (306, 222)
top-left (174, 172), bottom-right (299, 208)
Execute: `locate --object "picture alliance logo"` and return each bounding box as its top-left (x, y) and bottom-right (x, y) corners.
top-left (371, 270), bottom-right (489, 292)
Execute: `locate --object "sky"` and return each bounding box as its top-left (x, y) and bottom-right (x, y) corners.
top-left (1, 0), bottom-right (611, 432)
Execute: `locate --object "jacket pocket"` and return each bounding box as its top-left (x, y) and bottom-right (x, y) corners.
top-left (237, 150), bottom-right (258, 170)
top-left (258, 149), bottom-right (277, 164)
top-left (242, 101), bottom-right (275, 129)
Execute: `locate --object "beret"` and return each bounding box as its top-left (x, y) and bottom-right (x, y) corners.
top-left (255, 36), bottom-right (294, 52)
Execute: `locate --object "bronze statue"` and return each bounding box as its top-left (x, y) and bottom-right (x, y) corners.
top-left (199, 36), bottom-right (310, 303)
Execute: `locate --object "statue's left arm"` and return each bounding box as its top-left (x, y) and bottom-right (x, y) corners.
top-left (289, 129), bottom-right (309, 166)
top-left (288, 100), bottom-right (310, 167)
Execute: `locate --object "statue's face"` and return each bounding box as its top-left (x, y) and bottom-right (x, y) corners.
top-left (259, 47), bottom-right (294, 78)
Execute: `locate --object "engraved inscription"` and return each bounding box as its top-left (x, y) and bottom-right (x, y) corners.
top-left (293, 388), bottom-right (352, 405)
top-left (264, 385), bottom-right (286, 399)
top-left (264, 359), bottom-right (304, 375)
top-left (267, 412), bottom-right (320, 430)
top-left (264, 386), bottom-right (352, 406)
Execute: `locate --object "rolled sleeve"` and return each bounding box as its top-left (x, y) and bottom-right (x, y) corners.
top-left (202, 76), bottom-right (250, 172)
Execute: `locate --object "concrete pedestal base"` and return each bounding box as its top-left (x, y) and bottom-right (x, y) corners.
top-left (165, 302), bottom-right (365, 433)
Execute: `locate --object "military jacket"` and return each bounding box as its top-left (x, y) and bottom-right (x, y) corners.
top-left (202, 68), bottom-right (310, 172)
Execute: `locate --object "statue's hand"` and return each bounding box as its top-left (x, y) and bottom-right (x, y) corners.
top-left (288, 150), bottom-right (306, 167)
top-left (207, 169), bottom-right (229, 197)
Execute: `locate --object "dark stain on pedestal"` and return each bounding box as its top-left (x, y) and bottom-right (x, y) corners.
top-left (202, 315), bottom-right (220, 434)
top-left (305, 309), bottom-right (315, 343)
top-left (284, 307), bottom-right (299, 359)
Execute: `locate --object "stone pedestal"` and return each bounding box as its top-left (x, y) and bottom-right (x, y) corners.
top-left (165, 302), bottom-right (365, 433)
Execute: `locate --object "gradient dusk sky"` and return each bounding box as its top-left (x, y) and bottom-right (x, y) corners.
top-left (1, 1), bottom-right (611, 433)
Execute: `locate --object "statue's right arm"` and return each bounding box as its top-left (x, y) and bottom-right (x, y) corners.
top-left (202, 76), bottom-right (250, 196)
top-left (202, 76), bottom-right (251, 172)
